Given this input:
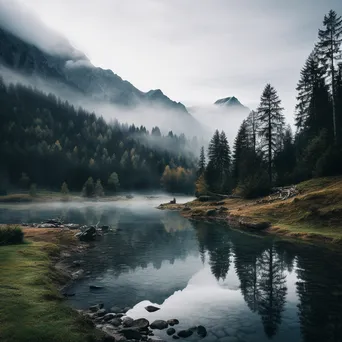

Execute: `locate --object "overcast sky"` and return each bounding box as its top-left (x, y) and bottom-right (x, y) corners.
top-left (6, 0), bottom-right (342, 122)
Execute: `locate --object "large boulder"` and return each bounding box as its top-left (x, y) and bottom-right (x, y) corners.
top-left (109, 318), bottom-right (122, 327)
top-left (150, 320), bottom-right (168, 330)
top-left (132, 318), bottom-right (149, 330)
top-left (122, 316), bottom-right (134, 327)
top-left (145, 305), bottom-right (160, 313)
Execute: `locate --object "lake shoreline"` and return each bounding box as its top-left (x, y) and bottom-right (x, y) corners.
top-left (158, 176), bottom-right (342, 245)
top-left (0, 227), bottom-right (104, 342)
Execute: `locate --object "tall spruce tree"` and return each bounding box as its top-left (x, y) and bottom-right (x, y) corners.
top-left (257, 84), bottom-right (285, 183)
top-left (246, 110), bottom-right (258, 152)
top-left (295, 51), bottom-right (331, 136)
top-left (219, 131), bottom-right (232, 192)
top-left (317, 10), bottom-right (342, 141)
top-left (206, 130), bottom-right (221, 191)
top-left (205, 130), bottom-right (231, 193)
top-left (198, 146), bottom-right (206, 176)
top-left (232, 120), bottom-right (250, 184)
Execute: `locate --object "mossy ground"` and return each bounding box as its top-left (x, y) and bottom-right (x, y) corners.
top-left (0, 228), bottom-right (100, 342)
top-left (160, 176), bottom-right (342, 244)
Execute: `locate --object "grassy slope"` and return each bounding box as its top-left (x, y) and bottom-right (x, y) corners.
top-left (161, 176), bottom-right (342, 243)
top-left (0, 229), bottom-right (99, 342)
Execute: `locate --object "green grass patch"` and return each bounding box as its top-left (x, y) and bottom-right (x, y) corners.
top-left (0, 241), bottom-right (100, 342)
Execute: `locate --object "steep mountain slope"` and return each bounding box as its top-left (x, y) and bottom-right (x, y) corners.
top-left (0, 26), bottom-right (188, 114)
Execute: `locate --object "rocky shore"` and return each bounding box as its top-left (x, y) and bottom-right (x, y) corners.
top-left (80, 304), bottom-right (207, 341)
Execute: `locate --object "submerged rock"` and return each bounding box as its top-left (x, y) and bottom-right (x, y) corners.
top-left (150, 320), bottom-right (168, 330)
top-left (167, 319), bottom-right (179, 326)
top-left (167, 328), bottom-right (176, 336)
top-left (110, 306), bottom-right (122, 313)
top-left (177, 329), bottom-right (193, 338)
top-left (89, 284), bottom-right (104, 290)
top-left (197, 325), bottom-right (207, 338)
top-left (145, 305), bottom-right (160, 313)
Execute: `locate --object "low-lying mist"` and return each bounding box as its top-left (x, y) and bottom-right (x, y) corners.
top-left (0, 65), bottom-right (207, 140)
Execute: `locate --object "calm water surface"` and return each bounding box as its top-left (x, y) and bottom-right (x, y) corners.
top-left (1, 196), bottom-right (342, 342)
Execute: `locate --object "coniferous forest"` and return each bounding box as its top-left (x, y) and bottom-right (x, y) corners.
top-left (0, 80), bottom-right (197, 195)
top-left (197, 10), bottom-right (342, 198)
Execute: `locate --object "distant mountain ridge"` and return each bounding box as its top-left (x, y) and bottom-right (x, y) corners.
top-left (0, 26), bottom-right (188, 114)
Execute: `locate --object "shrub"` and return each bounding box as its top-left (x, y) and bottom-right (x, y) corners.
top-left (236, 170), bottom-right (271, 199)
top-left (0, 226), bottom-right (24, 246)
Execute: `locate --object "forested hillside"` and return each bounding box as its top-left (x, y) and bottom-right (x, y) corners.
top-left (0, 78), bottom-right (197, 194)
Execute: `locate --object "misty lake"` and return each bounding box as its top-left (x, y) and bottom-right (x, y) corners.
top-left (1, 196), bottom-right (342, 342)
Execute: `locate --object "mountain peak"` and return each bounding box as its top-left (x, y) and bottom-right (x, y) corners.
top-left (214, 96), bottom-right (245, 108)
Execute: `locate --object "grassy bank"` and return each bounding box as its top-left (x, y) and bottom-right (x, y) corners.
top-left (0, 228), bottom-right (99, 342)
top-left (159, 176), bottom-right (342, 244)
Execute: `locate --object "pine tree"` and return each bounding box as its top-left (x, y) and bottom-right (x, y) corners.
top-left (95, 179), bottom-right (104, 197)
top-left (206, 130), bottom-right (221, 191)
top-left (246, 110), bottom-right (258, 152)
top-left (108, 172), bottom-right (120, 192)
top-left (219, 131), bottom-right (232, 191)
top-left (317, 10), bottom-right (342, 141)
top-left (197, 146), bottom-right (206, 176)
top-left (295, 50), bottom-right (332, 136)
top-left (82, 177), bottom-right (95, 197)
top-left (257, 84), bottom-right (285, 183)
top-left (61, 181), bottom-right (69, 195)
top-left (207, 130), bottom-right (220, 168)
top-left (232, 120), bottom-right (250, 184)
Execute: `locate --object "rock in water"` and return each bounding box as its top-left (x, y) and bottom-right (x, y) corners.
top-left (103, 313), bottom-right (116, 322)
top-left (167, 319), bottom-right (179, 326)
top-left (109, 318), bottom-right (122, 327)
top-left (167, 328), bottom-right (176, 336)
top-left (150, 320), bottom-right (168, 330)
top-left (197, 325), bottom-right (207, 338)
top-left (122, 316), bottom-right (134, 327)
top-left (96, 309), bottom-right (107, 317)
top-left (132, 318), bottom-right (149, 330)
top-left (172, 336), bottom-right (180, 340)
top-left (177, 329), bottom-right (193, 338)
top-left (145, 305), bottom-right (160, 313)
top-left (89, 285), bottom-right (103, 290)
